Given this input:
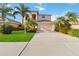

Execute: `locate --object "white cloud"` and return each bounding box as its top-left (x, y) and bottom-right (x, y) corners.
top-left (39, 7), bottom-right (45, 11)
top-left (51, 10), bottom-right (73, 21)
top-left (35, 6), bottom-right (45, 11)
top-left (67, 3), bottom-right (77, 5)
top-left (51, 15), bottom-right (59, 21)
top-left (51, 12), bottom-right (67, 21)
top-left (7, 4), bottom-right (12, 7)
top-left (38, 3), bottom-right (42, 6)
top-left (51, 14), bottom-right (65, 21)
top-left (34, 3), bottom-right (45, 11)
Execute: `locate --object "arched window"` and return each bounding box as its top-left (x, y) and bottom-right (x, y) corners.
top-left (32, 14), bottom-right (36, 20)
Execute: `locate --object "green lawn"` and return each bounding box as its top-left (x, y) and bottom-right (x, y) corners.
top-left (0, 30), bottom-right (35, 42)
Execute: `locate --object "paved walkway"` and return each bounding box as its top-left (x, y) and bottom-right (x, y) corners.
top-left (0, 42), bottom-right (27, 56)
top-left (20, 32), bottom-right (79, 56)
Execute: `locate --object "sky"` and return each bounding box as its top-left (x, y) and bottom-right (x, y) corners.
top-left (6, 3), bottom-right (79, 23)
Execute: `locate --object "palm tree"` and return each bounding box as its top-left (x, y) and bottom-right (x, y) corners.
top-left (14, 4), bottom-right (30, 34)
top-left (54, 16), bottom-right (70, 33)
top-left (54, 17), bottom-right (65, 31)
top-left (0, 3), bottom-right (15, 24)
top-left (65, 12), bottom-right (78, 22)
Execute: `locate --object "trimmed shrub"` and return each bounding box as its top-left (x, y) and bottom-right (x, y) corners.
top-left (68, 29), bottom-right (79, 37)
top-left (2, 24), bottom-right (13, 34)
top-left (26, 18), bottom-right (38, 32)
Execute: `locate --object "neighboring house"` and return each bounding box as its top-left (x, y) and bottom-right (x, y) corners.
top-left (5, 19), bottom-right (21, 28)
top-left (0, 17), bottom-right (21, 29)
top-left (69, 21), bottom-right (79, 29)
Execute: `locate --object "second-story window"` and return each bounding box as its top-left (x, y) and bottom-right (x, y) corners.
top-left (42, 16), bottom-right (45, 18)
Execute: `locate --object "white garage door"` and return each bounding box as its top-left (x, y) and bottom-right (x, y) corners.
top-left (37, 22), bottom-right (55, 32)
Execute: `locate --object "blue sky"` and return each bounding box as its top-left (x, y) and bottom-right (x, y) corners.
top-left (7, 3), bottom-right (79, 22)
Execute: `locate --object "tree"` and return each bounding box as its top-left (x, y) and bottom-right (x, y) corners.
top-left (54, 17), bottom-right (65, 31)
top-left (0, 3), bottom-right (15, 22)
top-left (65, 12), bottom-right (78, 22)
top-left (13, 3), bottom-right (30, 34)
top-left (54, 16), bottom-right (70, 33)
top-left (54, 11), bottom-right (79, 34)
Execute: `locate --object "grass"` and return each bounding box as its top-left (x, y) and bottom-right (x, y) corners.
top-left (0, 30), bottom-right (35, 42)
top-left (68, 29), bottom-right (79, 37)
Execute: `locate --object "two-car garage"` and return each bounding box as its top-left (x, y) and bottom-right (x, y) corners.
top-left (37, 21), bottom-right (55, 32)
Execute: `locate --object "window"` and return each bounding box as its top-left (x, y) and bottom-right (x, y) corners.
top-left (42, 16), bottom-right (45, 18)
top-left (32, 14), bottom-right (36, 20)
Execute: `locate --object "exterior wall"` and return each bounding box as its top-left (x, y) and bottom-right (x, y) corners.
top-left (37, 15), bottom-right (51, 21)
top-left (69, 22), bottom-right (79, 29)
top-left (71, 24), bottom-right (79, 29)
top-left (0, 21), bottom-right (4, 25)
top-left (29, 11), bottom-right (51, 21)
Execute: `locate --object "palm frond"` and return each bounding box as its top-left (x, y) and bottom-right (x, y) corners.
top-left (15, 7), bottom-right (21, 11)
top-left (7, 13), bottom-right (16, 19)
top-left (13, 11), bottom-right (21, 15)
top-left (14, 4), bottom-right (30, 18)
top-left (65, 11), bottom-right (78, 22)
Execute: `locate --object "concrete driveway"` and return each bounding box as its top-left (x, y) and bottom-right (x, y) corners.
top-left (20, 32), bottom-right (79, 56)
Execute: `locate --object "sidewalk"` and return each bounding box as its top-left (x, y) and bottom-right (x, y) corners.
top-left (20, 32), bottom-right (79, 56)
top-left (0, 42), bottom-right (27, 56)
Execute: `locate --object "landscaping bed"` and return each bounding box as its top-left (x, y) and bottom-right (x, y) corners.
top-left (0, 30), bottom-right (35, 42)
